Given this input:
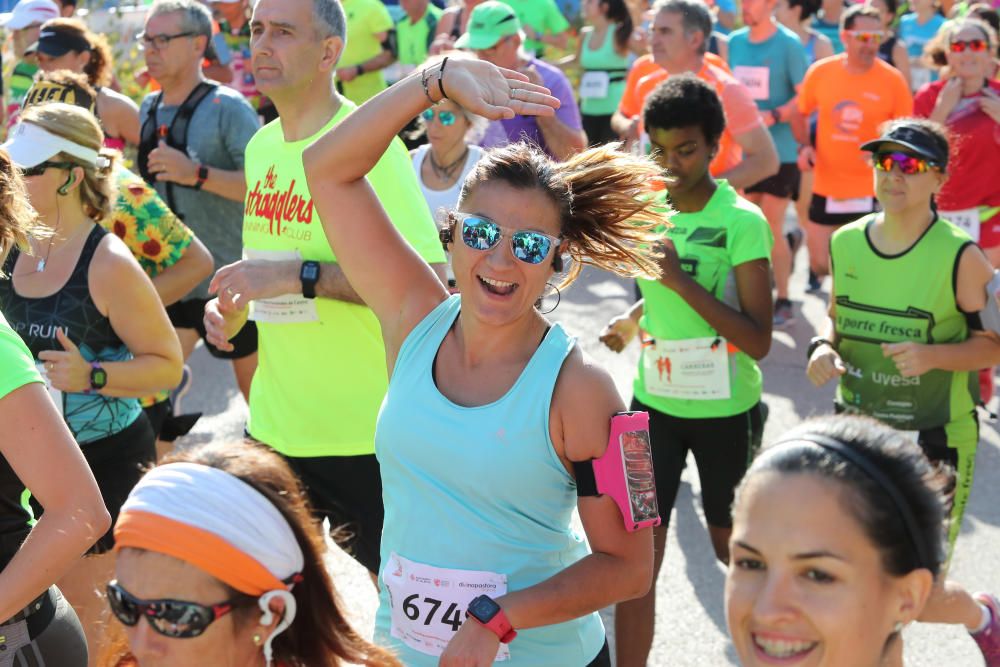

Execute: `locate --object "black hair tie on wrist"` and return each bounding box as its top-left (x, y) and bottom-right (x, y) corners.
top-left (438, 57), bottom-right (449, 100)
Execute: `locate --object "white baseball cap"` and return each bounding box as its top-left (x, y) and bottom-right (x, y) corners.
top-left (0, 0), bottom-right (60, 31)
top-left (1, 120), bottom-right (99, 169)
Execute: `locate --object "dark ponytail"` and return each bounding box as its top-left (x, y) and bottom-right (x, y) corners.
top-left (603, 0), bottom-right (634, 53)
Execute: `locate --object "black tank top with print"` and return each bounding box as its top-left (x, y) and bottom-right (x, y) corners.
top-left (0, 225), bottom-right (141, 443)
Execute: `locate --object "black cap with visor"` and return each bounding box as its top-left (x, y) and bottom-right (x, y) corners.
top-left (25, 26), bottom-right (91, 57)
top-left (860, 122), bottom-right (949, 168)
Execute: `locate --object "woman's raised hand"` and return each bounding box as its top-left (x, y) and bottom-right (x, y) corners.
top-left (438, 59), bottom-right (561, 121)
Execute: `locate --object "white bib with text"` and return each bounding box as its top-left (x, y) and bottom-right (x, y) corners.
top-left (643, 336), bottom-right (732, 400)
top-left (732, 65), bottom-right (770, 101)
top-left (941, 208), bottom-right (980, 242)
top-left (826, 196), bottom-right (874, 214)
top-left (579, 71), bottom-right (611, 99)
top-left (383, 553), bottom-right (511, 660)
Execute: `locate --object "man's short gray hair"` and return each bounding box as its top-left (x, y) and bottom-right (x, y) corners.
top-left (653, 0), bottom-right (713, 55)
top-left (312, 0), bottom-right (347, 41)
top-left (148, 0), bottom-right (213, 43)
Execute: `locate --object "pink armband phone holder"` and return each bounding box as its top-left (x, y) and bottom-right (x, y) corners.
top-left (573, 411), bottom-right (661, 532)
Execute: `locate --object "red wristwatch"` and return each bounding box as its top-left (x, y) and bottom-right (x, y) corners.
top-left (193, 164), bottom-right (209, 190)
top-left (466, 595), bottom-right (517, 643)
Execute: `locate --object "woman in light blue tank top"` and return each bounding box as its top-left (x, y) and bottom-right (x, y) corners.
top-left (303, 58), bottom-right (670, 666)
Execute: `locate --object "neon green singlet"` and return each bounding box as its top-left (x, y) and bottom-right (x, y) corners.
top-left (634, 182), bottom-right (773, 419)
top-left (241, 98), bottom-right (445, 457)
top-left (831, 214), bottom-right (978, 431)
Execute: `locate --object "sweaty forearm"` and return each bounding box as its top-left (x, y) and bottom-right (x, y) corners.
top-left (152, 242), bottom-right (214, 306)
top-left (497, 551), bottom-right (650, 631)
top-left (0, 511), bottom-right (107, 623)
top-left (201, 167), bottom-right (248, 202)
top-left (610, 112), bottom-right (634, 137)
top-left (929, 332), bottom-right (1000, 372)
top-left (99, 354), bottom-right (183, 398)
top-left (670, 273), bottom-right (771, 360)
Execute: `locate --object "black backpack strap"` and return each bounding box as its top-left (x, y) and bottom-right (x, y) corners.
top-left (137, 91), bottom-right (164, 185)
top-left (138, 82), bottom-right (218, 213)
top-left (166, 81), bottom-right (217, 153)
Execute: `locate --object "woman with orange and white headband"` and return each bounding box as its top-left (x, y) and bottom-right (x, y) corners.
top-left (102, 440), bottom-right (399, 667)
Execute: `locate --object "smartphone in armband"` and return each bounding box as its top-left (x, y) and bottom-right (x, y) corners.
top-left (573, 411), bottom-right (660, 532)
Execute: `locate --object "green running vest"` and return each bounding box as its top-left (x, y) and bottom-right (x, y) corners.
top-left (831, 214), bottom-right (978, 431)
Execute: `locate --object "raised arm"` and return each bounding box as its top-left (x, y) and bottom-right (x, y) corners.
top-left (302, 59), bottom-right (558, 354)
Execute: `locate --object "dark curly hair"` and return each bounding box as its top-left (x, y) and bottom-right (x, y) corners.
top-left (642, 73), bottom-right (726, 148)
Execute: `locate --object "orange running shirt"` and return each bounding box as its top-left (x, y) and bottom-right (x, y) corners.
top-left (617, 53), bottom-right (731, 118)
top-left (622, 60), bottom-right (761, 176)
top-left (798, 55), bottom-right (913, 198)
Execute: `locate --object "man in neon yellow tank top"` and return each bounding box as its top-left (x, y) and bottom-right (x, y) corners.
top-left (806, 118), bottom-right (1000, 664)
top-left (203, 0), bottom-right (446, 576)
top-left (336, 0), bottom-right (395, 104)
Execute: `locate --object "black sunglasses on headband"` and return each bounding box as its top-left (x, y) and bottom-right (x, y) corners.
top-left (106, 580), bottom-right (256, 639)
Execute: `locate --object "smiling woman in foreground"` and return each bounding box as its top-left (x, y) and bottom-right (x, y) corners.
top-left (303, 56), bottom-right (669, 666)
top-left (726, 415), bottom-right (946, 667)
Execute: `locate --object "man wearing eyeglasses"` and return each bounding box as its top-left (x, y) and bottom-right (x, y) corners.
top-left (797, 3), bottom-right (912, 289)
top-left (138, 0), bottom-right (261, 407)
top-left (202, 0), bottom-right (446, 577)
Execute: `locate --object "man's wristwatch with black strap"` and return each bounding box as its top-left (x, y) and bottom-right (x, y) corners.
top-left (300, 261), bottom-right (320, 299)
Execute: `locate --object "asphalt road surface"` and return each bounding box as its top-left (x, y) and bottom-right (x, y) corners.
top-left (177, 247), bottom-right (1000, 666)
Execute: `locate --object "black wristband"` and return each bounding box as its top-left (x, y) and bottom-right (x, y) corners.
top-left (356, 64), bottom-right (364, 77)
top-left (807, 336), bottom-right (836, 361)
top-left (438, 56), bottom-right (449, 99)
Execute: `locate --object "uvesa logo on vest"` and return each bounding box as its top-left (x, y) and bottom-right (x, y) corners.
top-left (244, 165), bottom-right (314, 241)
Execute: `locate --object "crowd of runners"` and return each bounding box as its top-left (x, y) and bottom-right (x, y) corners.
top-left (0, 0), bottom-right (999, 664)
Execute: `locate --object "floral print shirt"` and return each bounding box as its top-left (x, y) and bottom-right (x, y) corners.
top-left (100, 168), bottom-right (194, 406)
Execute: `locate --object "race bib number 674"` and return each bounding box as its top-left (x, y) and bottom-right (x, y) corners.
top-left (383, 553), bottom-right (511, 660)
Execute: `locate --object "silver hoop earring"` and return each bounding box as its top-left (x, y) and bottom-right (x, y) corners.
top-left (536, 281), bottom-right (561, 315)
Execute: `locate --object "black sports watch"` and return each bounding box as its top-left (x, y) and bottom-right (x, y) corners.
top-left (193, 164), bottom-right (209, 190)
top-left (89, 361), bottom-right (108, 392)
top-left (807, 336), bottom-right (836, 361)
top-left (300, 261), bottom-right (320, 299)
